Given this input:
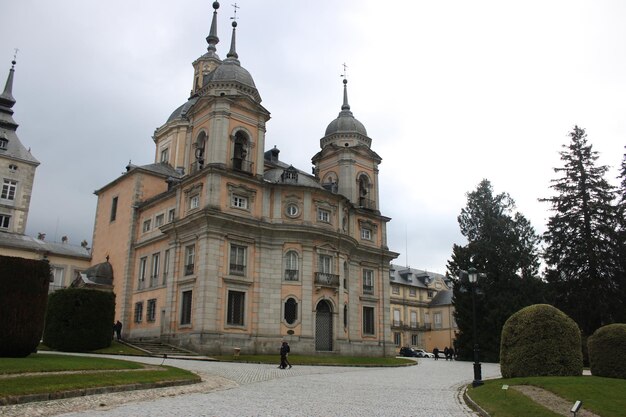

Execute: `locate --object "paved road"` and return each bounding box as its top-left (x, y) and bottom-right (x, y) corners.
top-left (55, 355), bottom-right (500, 417)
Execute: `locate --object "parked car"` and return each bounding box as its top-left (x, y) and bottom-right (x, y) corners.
top-left (414, 349), bottom-right (435, 358)
top-left (399, 347), bottom-right (419, 357)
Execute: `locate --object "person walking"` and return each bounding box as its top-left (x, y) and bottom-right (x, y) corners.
top-left (449, 347), bottom-right (455, 360)
top-left (283, 341), bottom-right (292, 369)
top-left (444, 346), bottom-right (450, 361)
top-left (433, 347), bottom-right (439, 360)
top-left (114, 320), bottom-right (122, 341)
top-left (278, 341), bottom-right (290, 369)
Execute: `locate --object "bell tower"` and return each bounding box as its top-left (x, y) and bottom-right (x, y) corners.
top-left (312, 77), bottom-right (382, 211)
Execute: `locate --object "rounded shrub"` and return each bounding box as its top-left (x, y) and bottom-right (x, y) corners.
top-left (0, 256), bottom-right (51, 357)
top-left (588, 323), bottom-right (626, 379)
top-left (500, 304), bottom-right (583, 378)
top-left (43, 288), bottom-right (115, 352)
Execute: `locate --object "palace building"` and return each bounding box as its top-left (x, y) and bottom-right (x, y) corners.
top-left (90, 2), bottom-right (398, 356)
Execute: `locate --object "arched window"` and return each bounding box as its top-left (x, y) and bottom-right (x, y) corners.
top-left (232, 131), bottom-right (249, 172)
top-left (284, 297), bottom-right (298, 325)
top-left (193, 131), bottom-right (207, 172)
top-left (358, 174), bottom-right (372, 208)
top-left (285, 250), bottom-right (299, 281)
top-left (344, 304), bottom-right (348, 328)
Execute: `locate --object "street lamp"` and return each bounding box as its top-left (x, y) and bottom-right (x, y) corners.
top-left (468, 267), bottom-right (483, 387)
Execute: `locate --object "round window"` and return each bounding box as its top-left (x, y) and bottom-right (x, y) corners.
top-left (286, 203), bottom-right (299, 217)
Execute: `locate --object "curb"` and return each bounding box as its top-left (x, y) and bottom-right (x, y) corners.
top-left (462, 386), bottom-right (491, 417)
top-left (0, 378), bottom-right (200, 406)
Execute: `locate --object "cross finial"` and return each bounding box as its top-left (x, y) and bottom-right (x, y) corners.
top-left (230, 2), bottom-right (240, 21)
top-left (12, 48), bottom-right (19, 67)
top-left (340, 62), bottom-right (348, 80)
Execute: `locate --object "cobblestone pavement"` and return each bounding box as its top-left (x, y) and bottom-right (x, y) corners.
top-left (4, 354), bottom-right (501, 417)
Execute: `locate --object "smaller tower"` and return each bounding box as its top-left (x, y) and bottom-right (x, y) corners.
top-left (191, 1), bottom-right (222, 95)
top-left (0, 58), bottom-right (40, 234)
top-left (312, 76), bottom-right (381, 210)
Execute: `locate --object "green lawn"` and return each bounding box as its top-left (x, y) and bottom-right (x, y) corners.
top-left (469, 376), bottom-right (626, 417)
top-left (212, 354), bottom-right (413, 366)
top-left (0, 354), bottom-right (199, 399)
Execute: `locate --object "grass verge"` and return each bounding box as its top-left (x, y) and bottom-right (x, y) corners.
top-left (211, 354), bottom-right (413, 366)
top-left (469, 376), bottom-right (626, 417)
top-left (0, 354), bottom-right (199, 399)
top-left (38, 341), bottom-right (148, 356)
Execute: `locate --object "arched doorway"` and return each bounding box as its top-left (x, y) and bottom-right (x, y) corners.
top-left (315, 300), bottom-right (333, 351)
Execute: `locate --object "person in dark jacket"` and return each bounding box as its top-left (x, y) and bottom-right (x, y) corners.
top-left (433, 347), bottom-right (439, 360)
top-left (279, 341), bottom-right (292, 369)
top-left (113, 321), bottom-right (122, 341)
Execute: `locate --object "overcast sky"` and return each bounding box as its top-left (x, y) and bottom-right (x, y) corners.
top-left (2, 0), bottom-right (625, 273)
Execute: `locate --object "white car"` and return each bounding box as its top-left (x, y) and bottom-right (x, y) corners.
top-left (414, 349), bottom-right (435, 358)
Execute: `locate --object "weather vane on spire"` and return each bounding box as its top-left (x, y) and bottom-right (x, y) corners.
top-left (230, 3), bottom-right (240, 21)
top-left (340, 63), bottom-right (348, 81)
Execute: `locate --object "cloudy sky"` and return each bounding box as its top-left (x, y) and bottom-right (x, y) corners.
top-left (2, 0), bottom-right (625, 273)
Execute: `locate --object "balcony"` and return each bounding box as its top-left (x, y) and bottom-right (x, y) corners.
top-left (358, 197), bottom-right (376, 210)
top-left (315, 272), bottom-right (339, 288)
top-left (184, 264), bottom-right (194, 276)
top-left (392, 320), bottom-right (403, 329)
top-left (232, 158), bottom-right (253, 173)
top-left (284, 269), bottom-right (299, 281)
top-left (230, 263), bottom-right (245, 276)
top-left (363, 285), bottom-right (374, 294)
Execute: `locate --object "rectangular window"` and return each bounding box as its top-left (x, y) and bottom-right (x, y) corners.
top-left (110, 196), bottom-right (118, 222)
top-left (394, 332), bottom-right (401, 347)
top-left (361, 228), bottom-right (372, 240)
top-left (50, 267), bottom-right (65, 291)
top-left (134, 302), bottom-right (143, 323)
top-left (0, 139), bottom-right (7, 150)
top-left (227, 290), bottom-right (245, 326)
top-left (190, 194), bottom-right (200, 209)
top-left (231, 195), bottom-right (248, 209)
top-left (150, 253), bottom-right (160, 287)
top-left (229, 244), bottom-right (246, 275)
top-left (168, 208), bottom-right (175, 222)
top-left (393, 309), bottom-right (401, 327)
top-left (317, 208), bottom-right (330, 223)
top-left (434, 312), bottom-right (442, 329)
top-left (163, 249), bottom-right (170, 284)
top-left (138, 257), bottom-right (147, 289)
top-left (392, 285), bottom-right (399, 295)
top-left (155, 214), bottom-right (164, 227)
top-left (362, 269), bottom-right (374, 294)
top-left (0, 214), bottom-right (10, 229)
top-left (411, 334), bottom-right (419, 346)
top-left (319, 255), bottom-right (332, 274)
top-left (410, 311), bottom-right (418, 328)
top-left (184, 245), bottom-right (195, 275)
top-left (363, 306), bottom-right (375, 335)
top-left (427, 290), bottom-right (434, 299)
top-left (147, 299), bottom-right (157, 322)
top-left (284, 251), bottom-right (299, 281)
top-left (409, 288), bottom-right (416, 297)
top-left (160, 148), bottom-right (169, 164)
top-left (180, 290), bottom-right (192, 325)
top-left (1, 179), bottom-right (17, 200)
top-left (142, 219), bottom-right (151, 233)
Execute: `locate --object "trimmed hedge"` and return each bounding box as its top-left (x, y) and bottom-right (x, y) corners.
top-left (588, 323), bottom-right (626, 379)
top-left (43, 288), bottom-right (115, 352)
top-left (500, 304), bottom-right (583, 378)
top-left (0, 255), bottom-right (51, 357)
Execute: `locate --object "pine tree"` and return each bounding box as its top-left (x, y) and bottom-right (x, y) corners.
top-left (541, 126), bottom-right (619, 336)
top-left (613, 149), bottom-right (626, 323)
top-left (449, 179), bottom-right (544, 362)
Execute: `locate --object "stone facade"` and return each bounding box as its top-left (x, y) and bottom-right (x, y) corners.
top-left (90, 3), bottom-right (398, 356)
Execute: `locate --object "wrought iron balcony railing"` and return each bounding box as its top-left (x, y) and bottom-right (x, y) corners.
top-left (232, 158), bottom-right (253, 173)
top-left (315, 272), bottom-right (339, 287)
top-left (284, 269), bottom-right (299, 281)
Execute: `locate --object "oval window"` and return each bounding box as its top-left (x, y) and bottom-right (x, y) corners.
top-left (286, 203), bottom-right (299, 217)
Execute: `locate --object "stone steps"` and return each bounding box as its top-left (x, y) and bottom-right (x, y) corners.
top-left (123, 339), bottom-right (199, 357)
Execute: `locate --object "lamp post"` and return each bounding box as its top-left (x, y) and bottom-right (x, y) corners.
top-left (468, 267), bottom-right (483, 387)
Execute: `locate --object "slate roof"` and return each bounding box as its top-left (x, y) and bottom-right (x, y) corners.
top-left (0, 231), bottom-right (91, 259)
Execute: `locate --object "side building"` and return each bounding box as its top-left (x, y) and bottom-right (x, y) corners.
top-left (90, 3), bottom-right (398, 356)
top-left (389, 264), bottom-right (457, 353)
top-left (0, 59), bottom-right (90, 286)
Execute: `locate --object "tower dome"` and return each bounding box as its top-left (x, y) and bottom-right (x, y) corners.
top-left (324, 79), bottom-right (367, 136)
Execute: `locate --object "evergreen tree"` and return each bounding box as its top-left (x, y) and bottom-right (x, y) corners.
top-left (613, 149), bottom-right (626, 323)
top-left (449, 179), bottom-right (544, 362)
top-left (541, 126), bottom-right (620, 336)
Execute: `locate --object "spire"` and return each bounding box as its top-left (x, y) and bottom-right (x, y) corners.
top-left (341, 78), bottom-right (350, 111)
top-left (206, 1), bottom-right (220, 55)
top-left (226, 3), bottom-right (239, 61)
top-left (0, 58), bottom-right (16, 110)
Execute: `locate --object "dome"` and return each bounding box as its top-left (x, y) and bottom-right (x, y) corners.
top-left (204, 59), bottom-right (256, 89)
top-left (323, 79), bottom-right (367, 137)
top-left (324, 109), bottom-right (367, 136)
top-left (167, 97), bottom-right (199, 123)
